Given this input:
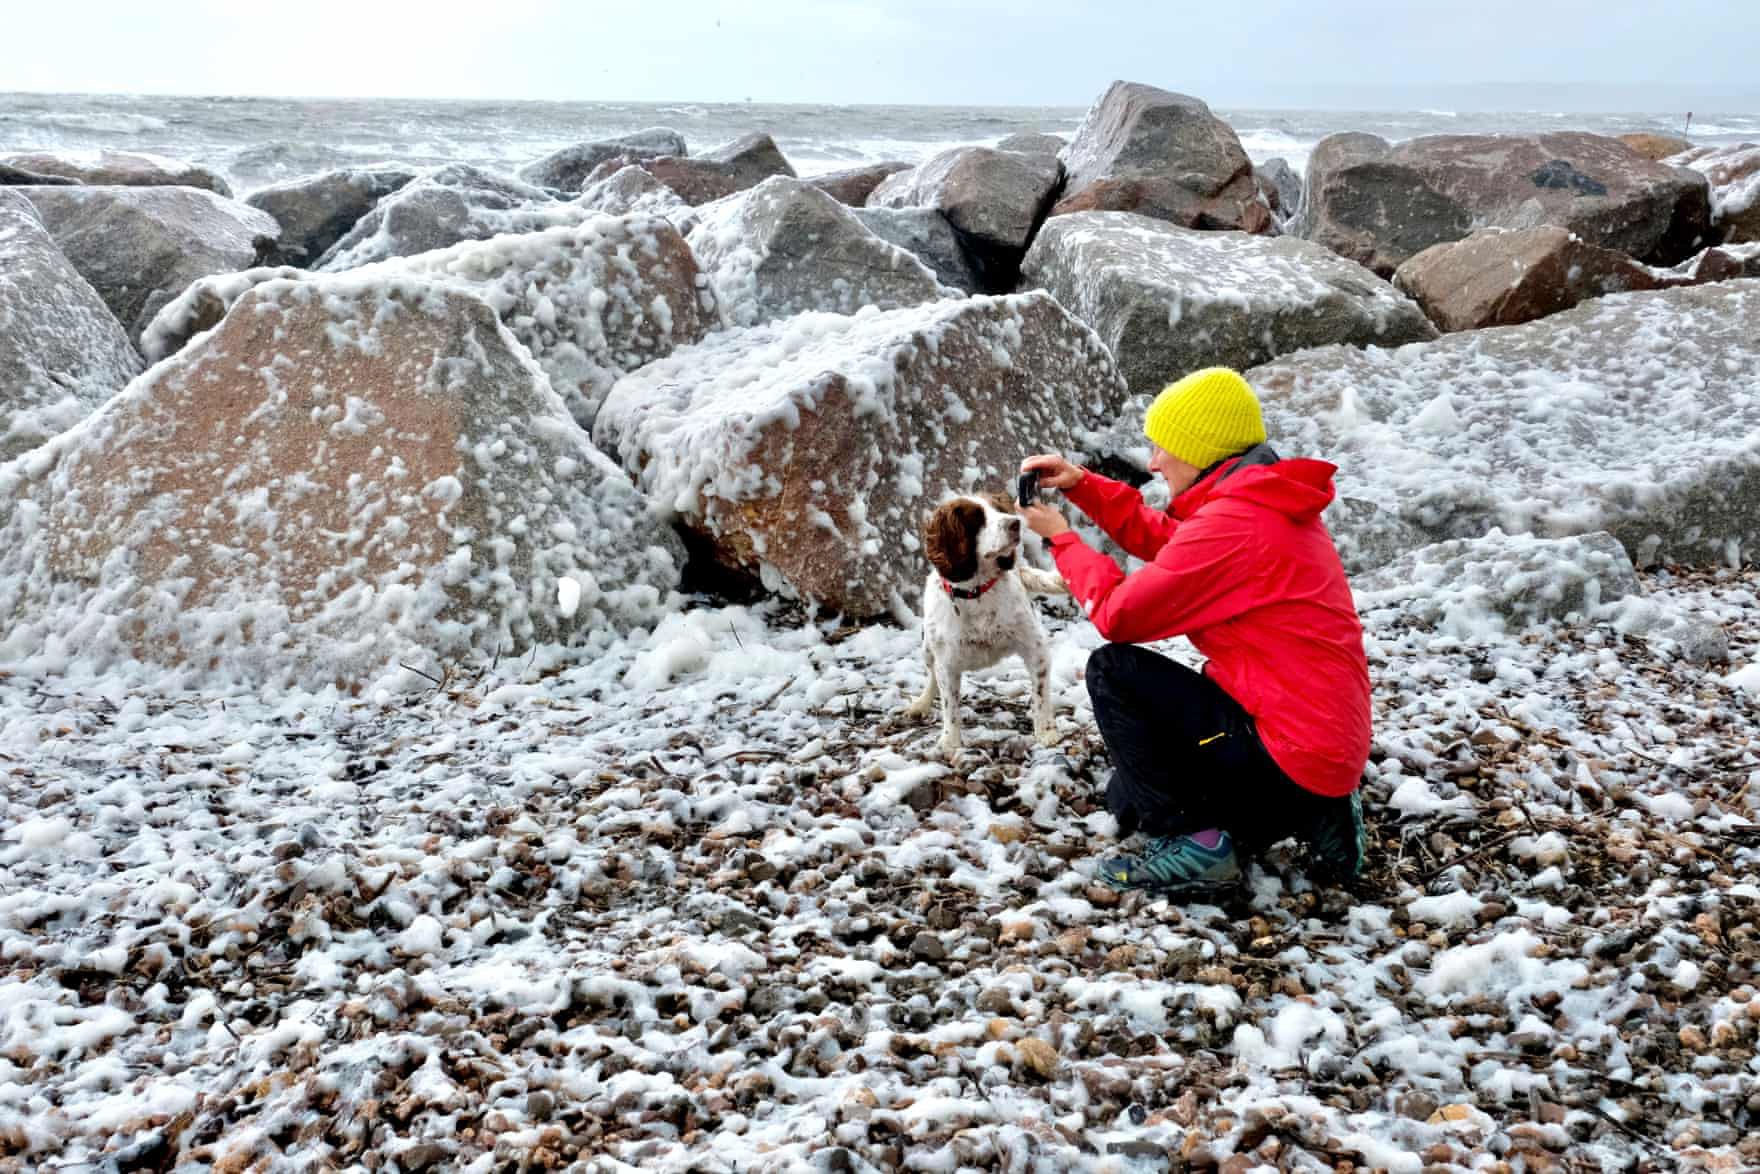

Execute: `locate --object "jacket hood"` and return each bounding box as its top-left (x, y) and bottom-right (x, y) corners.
top-left (1175, 456), bottom-right (1337, 523)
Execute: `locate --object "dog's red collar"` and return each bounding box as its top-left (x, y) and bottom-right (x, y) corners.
top-left (940, 575), bottom-right (1000, 601)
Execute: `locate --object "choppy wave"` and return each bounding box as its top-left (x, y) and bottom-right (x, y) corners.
top-left (21, 111), bottom-right (170, 135)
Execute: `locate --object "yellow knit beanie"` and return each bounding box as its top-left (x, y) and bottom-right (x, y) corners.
top-left (1142, 367), bottom-right (1267, 469)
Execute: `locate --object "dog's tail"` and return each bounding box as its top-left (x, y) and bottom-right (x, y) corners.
top-left (1017, 566), bottom-right (1069, 596)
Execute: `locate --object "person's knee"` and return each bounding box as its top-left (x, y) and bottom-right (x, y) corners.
top-left (1086, 642), bottom-right (1135, 689)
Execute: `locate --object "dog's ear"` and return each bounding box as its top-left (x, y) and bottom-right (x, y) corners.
top-left (924, 499), bottom-right (983, 582)
top-left (985, 491), bottom-right (1018, 515)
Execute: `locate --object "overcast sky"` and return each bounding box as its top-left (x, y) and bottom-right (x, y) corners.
top-left (5, 0), bottom-right (1757, 110)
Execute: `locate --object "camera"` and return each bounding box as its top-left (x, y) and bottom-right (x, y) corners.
top-left (1016, 469), bottom-right (1042, 507)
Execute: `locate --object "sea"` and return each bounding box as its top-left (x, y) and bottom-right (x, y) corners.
top-left (3, 91), bottom-right (1756, 195)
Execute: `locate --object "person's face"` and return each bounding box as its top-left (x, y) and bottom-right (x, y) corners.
top-left (1148, 444), bottom-right (1202, 496)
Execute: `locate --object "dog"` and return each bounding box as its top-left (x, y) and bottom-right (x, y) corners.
top-left (905, 493), bottom-right (1068, 757)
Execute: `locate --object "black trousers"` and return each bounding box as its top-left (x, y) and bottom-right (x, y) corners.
top-left (1086, 642), bottom-right (1345, 847)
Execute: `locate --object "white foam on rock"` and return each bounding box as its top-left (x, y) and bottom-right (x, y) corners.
top-left (0, 273), bottom-right (682, 693)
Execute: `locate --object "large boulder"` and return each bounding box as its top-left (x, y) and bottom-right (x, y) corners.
top-left (0, 191), bottom-right (142, 463)
top-left (1021, 212), bottom-right (1436, 399)
top-left (688, 177), bottom-right (953, 328)
top-left (594, 292), bottom-right (1129, 617)
top-left (0, 275), bottom-right (683, 689)
top-left (851, 206), bottom-right (983, 294)
top-left (140, 215), bottom-right (713, 432)
top-left (0, 150), bottom-right (232, 197)
top-left (1243, 281), bottom-right (1760, 572)
top-left (314, 164), bottom-right (592, 271)
top-left (243, 166), bottom-right (418, 266)
top-left (614, 133), bottom-right (797, 206)
top-left (1669, 142), bottom-right (1760, 244)
top-left (1392, 226), bottom-right (1665, 332)
top-left (1051, 82), bottom-right (1271, 235)
top-left (867, 146), bottom-right (1062, 289)
top-left (1298, 131), bottom-right (1714, 276)
top-left (18, 185), bottom-right (281, 345)
top-left (518, 128), bottom-right (688, 191)
top-left (807, 162), bottom-right (911, 207)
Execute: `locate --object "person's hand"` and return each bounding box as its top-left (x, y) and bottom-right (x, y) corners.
top-left (1022, 502), bottom-right (1071, 540)
top-left (1020, 453), bottom-right (1086, 491)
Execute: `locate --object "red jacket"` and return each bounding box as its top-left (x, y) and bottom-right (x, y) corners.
top-left (1048, 457), bottom-right (1371, 798)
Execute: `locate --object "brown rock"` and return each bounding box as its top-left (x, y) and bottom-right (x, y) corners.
top-left (1014, 1036), bottom-right (1059, 1080)
top-left (1299, 131), bottom-right (1712, 275)
top-left (0, 276), bottom-right (681, 686)
top-left (1053, 80), bottom-right (1271, 234)
top-left (614, 132), bottom-right (796, 206)
top-left (808, 162), bottom-right (911, 206)
top-left (594, 292), bottom-right (1128, 616)
top-left (1393, 225), bottom-right (1664, 331)
top-left (0, 149), bottom-right (232, 196)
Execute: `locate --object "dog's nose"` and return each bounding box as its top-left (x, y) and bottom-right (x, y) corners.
top-left (1008, 516), bottom-right (1022, 535)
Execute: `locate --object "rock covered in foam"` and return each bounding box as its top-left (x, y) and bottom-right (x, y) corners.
top-left (1244, 281), bottom-right (1760, 571)
top-left (18, 184), bottom-right (281, 345)
top-left (1355, 530), bottom-right (1641, 632)
top-left (0, 275), bottom-right (682, 689)
top-left (1022, 211), bottom-right (1434, 399)
top-left (0, 190), bottom-right (142, 462)
top-left (314, 164), bottom-right (592, 271)
top-left (576, 164), bottom-right (695, 227)
top-left (140, 215), bottom-right (713, 431)
top-left (1670, 142), bottom-right (1760, 244)
top-left (244, 165), bottom-right (418, 266)
top-left (594, 292), bottom-right (1128, 617)
top-left (688, 177), bottom-right (954, 329)
top-left (0, 149), bottom-right (233, 196)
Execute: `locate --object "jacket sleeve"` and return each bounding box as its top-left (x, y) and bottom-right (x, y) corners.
top-left (1049, 505), bottom-right (1265, 645)
top-left (1063, 472), bottom-right (1179, 562)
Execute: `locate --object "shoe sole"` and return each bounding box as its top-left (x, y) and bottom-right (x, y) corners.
top-left (1104, 870), bottom-right (1244, 897)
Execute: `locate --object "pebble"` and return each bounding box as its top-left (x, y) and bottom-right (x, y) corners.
top-left (1015, 1037), bottom-right (1059, 1081)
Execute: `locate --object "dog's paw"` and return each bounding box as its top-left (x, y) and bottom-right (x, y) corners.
top-left (937, 733), bottom-right (963, 758)
top-left (1034, 725), bottom-right (1061, 748)
top-left (903, 694), bottom-right (933, 719)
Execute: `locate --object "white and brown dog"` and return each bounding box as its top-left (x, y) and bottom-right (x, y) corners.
top-left (906, 493), bottom-right (1068, 757)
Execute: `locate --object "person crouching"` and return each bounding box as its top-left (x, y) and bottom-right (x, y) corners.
top-left (1020, 367), bottom-right (1371, 894)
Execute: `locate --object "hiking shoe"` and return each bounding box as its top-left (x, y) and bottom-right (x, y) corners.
top-left (1101, 832), bottom-right (1241, 895)
top-left (1307, 791), bottom-right (1367, 882)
